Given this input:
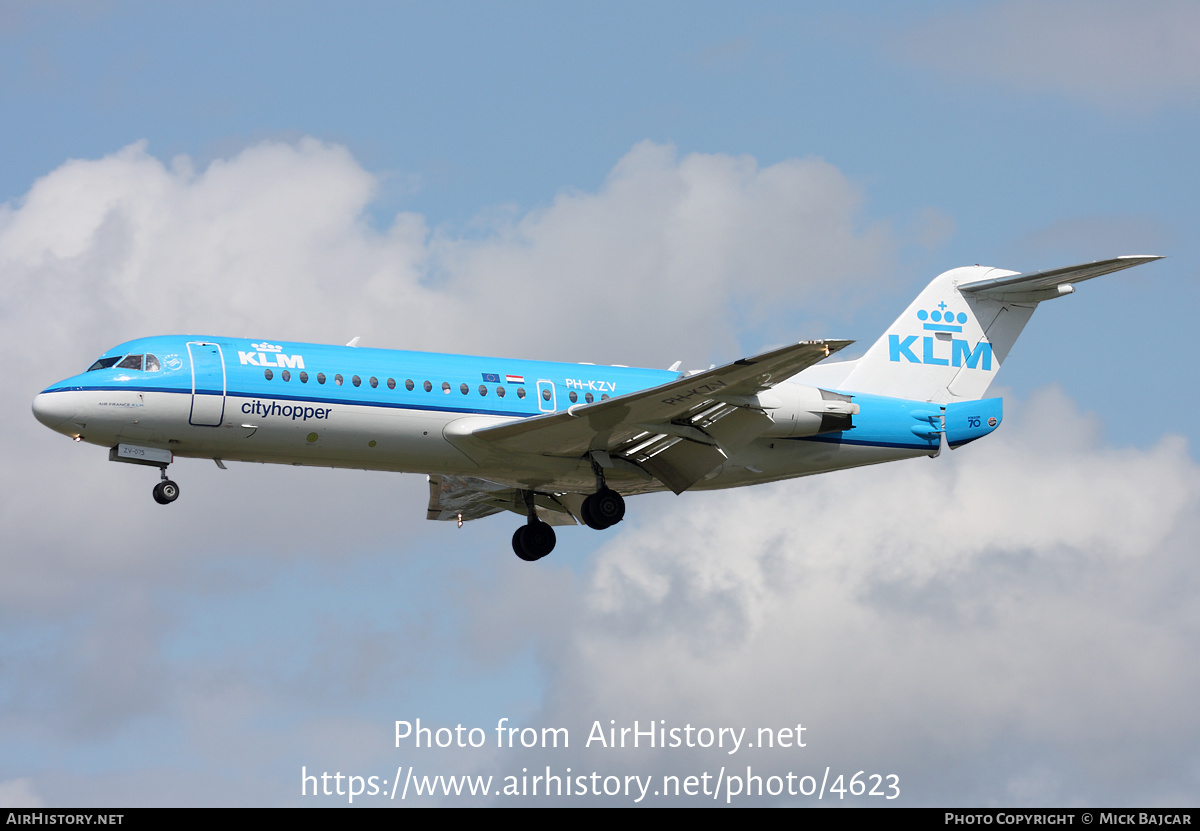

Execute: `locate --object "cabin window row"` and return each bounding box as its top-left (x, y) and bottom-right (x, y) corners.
top-left (260, 368), bottom-right (609, 405)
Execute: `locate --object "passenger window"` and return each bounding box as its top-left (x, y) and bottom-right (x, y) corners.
top-left (299, 372), bottom-right (309, 383)
top-left (497, 386), bottom-right (506, 398)
top-left (424, 381), bottom-right (432, 392)
top-left (335, 374), bottom-right (344, 386)
top-left (568, 391), bottom-right (578, 403)
top-left (601, 394), bottom-right (610, 400)
top-left (117, 354), bottom-right (143, 370)
top-left (460, 383), bottom-right (469, 395)
top-left (282, 370), bottom-right (291, 382)
top-left (478, 385), bottom-right (487, 396)
top-left (144, 355), bottom-right (161, 372)
top-left (585, 393), bottom-right (594, 404)
top-left (387, 378), bottom-right (396, 390)
top-left (406, 379), bottom-right (415, 391)
top-left (517, 388), bottom-right (526, 399)
top-left (369, 376), bottom-right (378, 388)
top-left (441, 382), bottom-right (451, 394)
top-left (541, 388), bottom-right (552, 402)
top-left (264, 369), bottom-right (274, 380)
top-left (317, 373), bottom-right (326, 384)
top-left (352, 376), bottom-right (361, 387)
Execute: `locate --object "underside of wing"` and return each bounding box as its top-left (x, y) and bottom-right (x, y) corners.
top-left (426, 474), bottom-right (579, 525)
top-left (468, 339), bottom-right (852, 494)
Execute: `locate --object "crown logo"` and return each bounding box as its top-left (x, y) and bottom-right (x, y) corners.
top-left (251, 342), bottom-right (284, 352)
top-left (916, 302), bottom-right (966, 332)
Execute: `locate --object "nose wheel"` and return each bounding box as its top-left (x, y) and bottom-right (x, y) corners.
top-left (152, 469), bottom-right (180, 505)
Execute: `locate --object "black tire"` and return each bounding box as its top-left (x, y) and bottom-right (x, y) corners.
top-left (512, 526), bottom-right (539, 561)
top-left (153, 480), bottom-right (180, 505)
top-left (520, 523), bottom-right (556, 562)
top-left (582, 489), bottom-right (624, 529)
top-left (580, 495), bottom-right (599, 529)
top-left (592, 488), bottom-right (624, 527)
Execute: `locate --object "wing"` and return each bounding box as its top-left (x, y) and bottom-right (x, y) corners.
top-left (468, 339), bottom-right (852, 494)
top-left (958, 255), bottom-right (1162, 302)
top-left (426, 474), bottom-right (580, 526)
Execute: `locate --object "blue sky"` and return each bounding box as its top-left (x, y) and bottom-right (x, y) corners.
top-left (3, 1), bottom-right (1198, 807)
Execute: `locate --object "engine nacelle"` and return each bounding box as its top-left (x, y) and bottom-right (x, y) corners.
top-left (759, 383), bottom-right (859, 438)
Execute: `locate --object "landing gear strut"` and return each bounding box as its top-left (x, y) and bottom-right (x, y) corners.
top-left (580, 455), bottom-right (625, 530)
top-left (511, 490), bottom-right (556, 561)
top-left (152, 468), bottom-right (180, 505)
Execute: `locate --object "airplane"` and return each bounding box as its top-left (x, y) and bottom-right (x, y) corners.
top-left (32, 255), bottom-right (1160, 561)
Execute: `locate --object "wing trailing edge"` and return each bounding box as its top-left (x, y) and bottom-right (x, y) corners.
top-left (467, 338), bottom-right (852, 494)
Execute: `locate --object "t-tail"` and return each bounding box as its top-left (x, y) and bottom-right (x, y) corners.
top-left (838, 256), bottom-right (1162, 404)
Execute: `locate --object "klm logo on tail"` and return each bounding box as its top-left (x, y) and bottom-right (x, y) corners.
top-left (888, 303), bottom-right (992, 370)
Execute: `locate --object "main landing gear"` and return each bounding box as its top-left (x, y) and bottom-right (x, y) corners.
top-left (581, 488), bottom-right (624, 530)
top-left (510, 463), bottom-right (629, 562)
top-left (581, 454), bottom-right (625, 530)
top-left (512, 520), bottom-right (556, 561)
top-left (152, 467), bottom-right (180, 505)
top-left (512, 490), bottom-right (556, 561)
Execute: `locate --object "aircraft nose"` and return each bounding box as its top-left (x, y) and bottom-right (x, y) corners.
top-left (32, 391), bottom-right (77, 430)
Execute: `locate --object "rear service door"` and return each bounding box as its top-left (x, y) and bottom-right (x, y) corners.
top-left (187, 342), bottom-right (226, 426)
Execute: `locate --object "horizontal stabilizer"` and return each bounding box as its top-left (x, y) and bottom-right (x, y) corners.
top-left (958, 256), bottom-right (1161, 301)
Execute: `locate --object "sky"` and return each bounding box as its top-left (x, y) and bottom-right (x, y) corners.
top-left (2, 0), bottom-right (1198, 807)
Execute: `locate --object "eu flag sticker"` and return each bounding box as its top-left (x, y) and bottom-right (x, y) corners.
top-left (481, 373), bottom-right (501, 383)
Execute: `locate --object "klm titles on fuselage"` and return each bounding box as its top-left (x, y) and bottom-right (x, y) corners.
top-left (238, 342), bottom-right (306, 370)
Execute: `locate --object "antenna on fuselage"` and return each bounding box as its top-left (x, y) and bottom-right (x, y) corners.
top-left (346, 337), bottom-right (361, 347)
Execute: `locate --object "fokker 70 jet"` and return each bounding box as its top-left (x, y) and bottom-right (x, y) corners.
top-left (33, 256), bottom-right (1159, 560)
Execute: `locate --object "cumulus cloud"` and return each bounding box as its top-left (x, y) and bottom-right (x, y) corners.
top-left (7, 139), bottom-right (1191, 806)
top-left (470, 389), bottom-right (1200, 805)
top-left (1, 138), bottom-right (891, 372)
top-left (896, 0), bottom-right (1200, 112)
top-left (0, 778), bottom-right (43, 809)
top-left (0, 138), bottom-right (894, 802)
top-left (1, 137), bottom-right (893, 603)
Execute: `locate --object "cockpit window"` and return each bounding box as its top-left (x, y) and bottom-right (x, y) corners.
top-left (144, 354), bottom-right (161, 372)
top-left (86, 357), bottom-right (121, 372)
top-left (116, 354), bottom-right (143, 370)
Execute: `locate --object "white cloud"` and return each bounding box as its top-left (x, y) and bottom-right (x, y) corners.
top-left (472, 388), bottom-right (1200, 804)
top-left (2, 138), bottom-right (892, 374)
top-left (0, 778), bottom-right (43, 809)
top-left (9, 138), bottom-right (1191, 805)
top-left (897, 0), bottom-right (1200, 112)
top-left (1, 137), bottom-right (893, 604)
top-left (0, 138), bottom-right (895, 801)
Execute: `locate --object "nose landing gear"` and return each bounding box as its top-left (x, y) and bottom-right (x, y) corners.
top-left (152, 468), bottom-right (180, 505)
